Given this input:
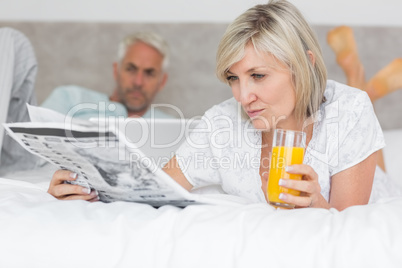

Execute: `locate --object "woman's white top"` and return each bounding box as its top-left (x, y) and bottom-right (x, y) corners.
top-left (176, 80), bottom-right (391, 203)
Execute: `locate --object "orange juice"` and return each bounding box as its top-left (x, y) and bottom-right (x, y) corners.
top-left (267, 146), bottom-right (304, 208)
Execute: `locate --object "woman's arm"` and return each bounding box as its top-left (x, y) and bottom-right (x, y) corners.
top-left (278, 151), bottom-right (378, 211)
top-left (162, 156), bottom-right (193, 191)
top-left (328, 151), bottom-right (377, 211)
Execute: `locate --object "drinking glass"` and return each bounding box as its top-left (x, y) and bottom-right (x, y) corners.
top-left (267, 129), bottom-right (306, 209)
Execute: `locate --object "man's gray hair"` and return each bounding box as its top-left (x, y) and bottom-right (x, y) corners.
top-left (117, 32), bottom-right (170, 70)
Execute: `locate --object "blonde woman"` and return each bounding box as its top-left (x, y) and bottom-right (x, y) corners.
top-left (49, 0), bottom-right (391, 210)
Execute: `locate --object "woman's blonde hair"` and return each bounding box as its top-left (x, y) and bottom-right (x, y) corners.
top-left (216, 0), bottom-right (327, 120)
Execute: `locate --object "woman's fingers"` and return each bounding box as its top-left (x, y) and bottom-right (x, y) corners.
top-left (279, 192), bottom-right (312, 208)
top-left (50, 183), bottom-right (91, 198)
top-left (61, 190), bottom-right (99, 201)
top-left (279, 179), bottom-right (315, 194)
top-left (48, 169), bottom-right (98, 201)
top-left (49, 170), bottom-right (78, 186)
top-left (286, 164), bottom-right (318, 181)
top-left (284, 164), bottom-right (321, 193)
top-left (88, 194), bottom-right (100, 203)
top-left (277, 164), bottom-right (321, 208)
top-left (278, 180), bottom-right (315, 207)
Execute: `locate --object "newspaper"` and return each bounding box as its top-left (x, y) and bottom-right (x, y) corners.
top-left (3, 105), bottom-right (207, 207)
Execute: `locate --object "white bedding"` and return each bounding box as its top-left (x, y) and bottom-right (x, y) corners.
top-left (1, 129), bottom-right (402, 268)
top-left (1, 176), bottom-right (402, 268)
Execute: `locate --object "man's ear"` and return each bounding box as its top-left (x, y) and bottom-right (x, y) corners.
top-left (158, 73), bottom-right (168, 92)
top-left (307, 50), bottom-right (316, 66)
top-left (113, 62), bottom-right (119, 81)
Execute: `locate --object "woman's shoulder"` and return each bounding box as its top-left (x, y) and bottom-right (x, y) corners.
top-left (323, 80), bottom-right (371, 108)
top-left (314, 80), bottom-right (376, 140)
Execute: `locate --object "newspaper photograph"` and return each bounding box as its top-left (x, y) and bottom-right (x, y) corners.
top-left (3, 121), bottom-right (198, 207)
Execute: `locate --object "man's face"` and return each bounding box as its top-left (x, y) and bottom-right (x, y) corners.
top-left (113, 42), bottom-right (167, 115)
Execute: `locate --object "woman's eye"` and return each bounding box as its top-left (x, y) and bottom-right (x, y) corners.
top-left (226, 76), bottom-right (238, 82)
top-left (251, 73), bottom-right (265, 79)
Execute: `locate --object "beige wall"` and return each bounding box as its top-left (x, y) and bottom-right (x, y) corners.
top-left (1, 22), bottom-right (401, 129)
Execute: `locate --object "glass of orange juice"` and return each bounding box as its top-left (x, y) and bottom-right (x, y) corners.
top-left (267, 129), bottom-right (306, 209)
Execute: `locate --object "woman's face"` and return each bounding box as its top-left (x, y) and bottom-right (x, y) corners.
top-left (227, 43), bottom-right (297, 131)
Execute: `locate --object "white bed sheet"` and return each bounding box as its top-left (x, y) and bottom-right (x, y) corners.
top-left (1, 128), bottom-right (402, 268)
top-left (1, 175), bottom-right (402, 268)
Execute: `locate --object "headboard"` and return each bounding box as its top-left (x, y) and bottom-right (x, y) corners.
top-left (1, 22), bottom-right (401, 129)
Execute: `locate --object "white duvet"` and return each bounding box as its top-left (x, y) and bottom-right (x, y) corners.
top-left (1, 129), bottom-right (401, 268)
top-left (1, 175), bottom-right (402, 268)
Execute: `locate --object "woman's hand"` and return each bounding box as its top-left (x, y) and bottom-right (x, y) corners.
top-left (277, 164), bottom-right (330, 209)
top-left (47, 170), bottom-right (99, 202)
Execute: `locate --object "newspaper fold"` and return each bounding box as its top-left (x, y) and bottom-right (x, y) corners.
top-left (4, 105), bottom-right (251, 207)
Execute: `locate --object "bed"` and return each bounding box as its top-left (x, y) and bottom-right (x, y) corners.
top-left (1, 23), bottom-right (402, 268)
top-left (0, 127), bottom-right (401, 268)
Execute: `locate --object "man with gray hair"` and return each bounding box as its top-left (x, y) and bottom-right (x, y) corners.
top-left (42, 32), bottom-right (172, 119)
